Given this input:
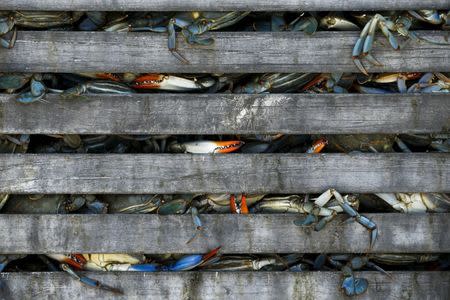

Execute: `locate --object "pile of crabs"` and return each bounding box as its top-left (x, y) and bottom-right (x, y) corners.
top-left (1, 132), bottom-right (449, 296)
top-left (1, 9), bottom-right (450, 298)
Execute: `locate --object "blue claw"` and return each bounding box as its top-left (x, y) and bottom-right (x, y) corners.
top-left (168, 247), bottom-right (220, 271)
top-left (61, 263), bottom-right (122, 294)
top-left (128, 263), bottom-right (161, 272)
top-left (16, 91), bottom-right (45, 104)
top-left (342, 276), bottom-right (368, 296)
top-left (167, 19), bottom-right (189, 64)
top-left (168, 255), bottom-right (203, 271)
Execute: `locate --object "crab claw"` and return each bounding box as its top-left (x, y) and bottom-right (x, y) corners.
top-left (342, 276), bottom-right (369, 296)
top-left (306, 138), bottom-right (328, 153)
top-left (47, 254), bottom-right (87, 269)
top-left (168, 247), bottom-right (220, 271)
top-left (182, 140), bottom-right (244, 154)
top-left (230, 194), bottom-right (249, 214)
top-left (131, 74), bottom-right (215, 91)
top-left (125, 263), bottom-right (161, 272)
top-left (61, 263), bottom-right (123, 294)
top-left (332, 190), bottom-right (378, 250)
top-left (168, 19), bottom-right (189, 64)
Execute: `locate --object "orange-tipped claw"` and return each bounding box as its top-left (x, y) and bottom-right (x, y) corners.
top-left (202, 246), bottom-right (221, 262)
top-left (307, 138), bottom-right (328, 154)
top-left (230, 194), bottom-right (238, 213)
top-left (64, 254), bottom-right (87, 269)
top-left (131, 74), bottom-right (165, 89)
top-left (240, 194), bottom-right (249, 214)
top-left (213, 141), bottom-right (244, 153)
top-left (230, 194), bottom-right (249, 214)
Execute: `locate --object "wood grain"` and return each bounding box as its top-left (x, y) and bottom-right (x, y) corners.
top-left (2, 0), bottom-right (448, 11)
top-left (0, 153), bottom-right (447, 194)
top-left (0, 213), bottom-right (448, 254)
top-left (2, 31), bottom-right (450, 73)
top-left (0, 93), bottom-right (448, 134)
top-left (0, 272), bottom-right (448, 300)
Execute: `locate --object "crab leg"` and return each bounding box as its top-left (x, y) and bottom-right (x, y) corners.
top-left (377, 18), bottom-right (399, 50)
top-left (0, 27), bottom-right (16, 49)
top-left (352, 18), bottom-right (373, 75)
top-left (332, 190), bottom-right (378, 249)
top-left (61, 263), bottom-right (122, 294)
top-left (167, 18), bottom-right (189, 64)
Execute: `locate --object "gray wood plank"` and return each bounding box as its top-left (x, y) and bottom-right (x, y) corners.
top-left (0, 153), bottom-right (447, 194)
top-left (0, 214), bottom-right (448, 254)
top-left (1, 93), bottom-right (448, 134)
top-left (2, 0), bottom-right (448, 11)
top-left (1, 272), bottom-right (449, 300)
top-left (1, 31), bottom-right (450, 73)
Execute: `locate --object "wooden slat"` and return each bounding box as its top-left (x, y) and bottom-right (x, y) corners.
top-left (2, 0), bottom-right (449, 11)
top-left (0, 214), bottom-right (448, 254)
top-left (0, 153), bottom-right (447, 194)
top-left (1, 272), bottom-right (449, 300)
top-left (1, 93), bottom-right (448, 134)
top-left (2, 31), bottom-right (449, 73)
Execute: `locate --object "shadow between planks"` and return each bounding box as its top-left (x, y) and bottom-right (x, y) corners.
top-left (0, 93), bottom-right (448, 134)
top-left (0, 272), bottom-right (449, 300)
top-left (1, 31), bottom-right (450, 73)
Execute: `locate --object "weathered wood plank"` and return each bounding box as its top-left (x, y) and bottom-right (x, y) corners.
top-left (1, 272), bottom-right (449, 300)
top-left (2, 0), bottom-right (449, 11)
top-left (0, 154), bottom-right (447, 194)
top-left (1, 93), bottom-right (448, 134)
top-left (2, 31), bottom-right (450, 73)
top-left (0, 214), bottom-right (448, 254)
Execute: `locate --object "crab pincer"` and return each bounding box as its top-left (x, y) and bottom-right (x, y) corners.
top-left (230, 194), bottom-right (249, 214)
top-left (61, 263), bottom-right (123, 294)
top-left (167, 247), bottom-right (221, 271)
top-left (332, 190), bottom-right (378, 250)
